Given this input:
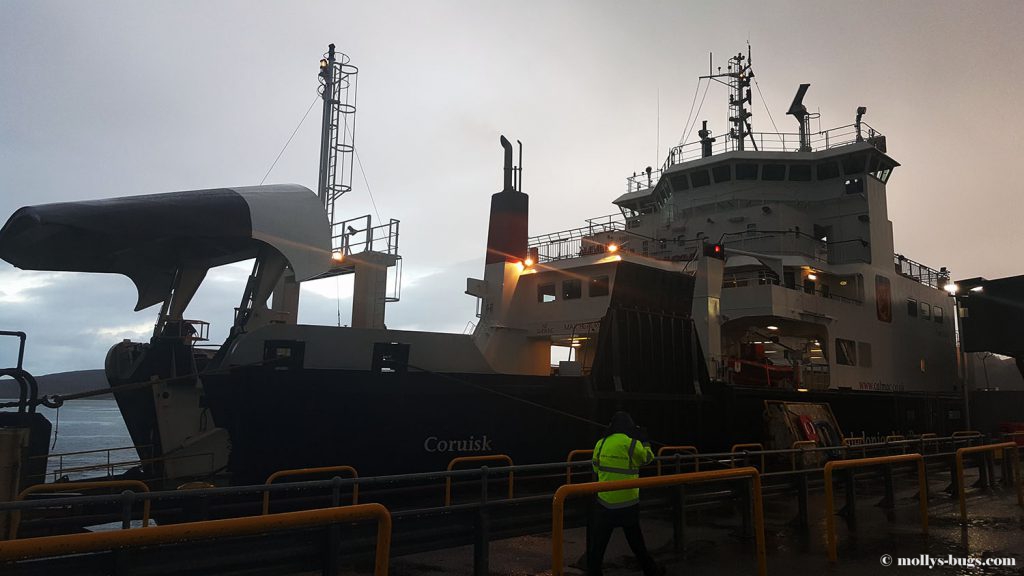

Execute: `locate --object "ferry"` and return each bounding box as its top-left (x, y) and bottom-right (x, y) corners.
top-left (0, 46), bottom-right (1000, 487)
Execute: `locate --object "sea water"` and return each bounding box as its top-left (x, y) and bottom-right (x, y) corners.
top-left (31, 399), bottom-right (134, 481)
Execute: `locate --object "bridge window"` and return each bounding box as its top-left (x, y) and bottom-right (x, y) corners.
top-left (712, 165), bottom-right (732, 183)
top-left (690, 170), bottom-right (711, 188)
top-left (789, 165), bottom-right (812, 181)
top-left (934, 307), bottom-right (944, 324)
top-left (538, 283), bottom-right (556, 303)
top-left (919, 302), bottom-right (931, 319)
top-left (844, 178), bottom-right (864, 194)
top-left (589, 275), bottom-right (610, 297)
top-left (843, 154), bottom-right (867, 175)
top-left (762, 164), bottom-right (786, 180)
top-left (816, 161), bottom-right (841, 180)
top-left (669, 174), bottom-right (689, 191)
top-left (736, 163), bottom-right (758, 180)
top-left (562, 279), bottom-right (582, 300)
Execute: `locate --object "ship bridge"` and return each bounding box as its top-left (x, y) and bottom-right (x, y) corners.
top-left (530, 59), bottom-right (956, 394)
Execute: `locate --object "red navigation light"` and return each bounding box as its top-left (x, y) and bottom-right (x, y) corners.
top-left (703, 243), bottom-right (725, 260)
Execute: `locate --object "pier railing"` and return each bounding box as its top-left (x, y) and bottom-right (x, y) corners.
top-left (1, 432), bottom-right (1018, 572)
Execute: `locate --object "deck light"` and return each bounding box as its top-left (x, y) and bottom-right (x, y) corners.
top-left (607, 243), bottom-right (619, 253)
top-left (766, 325), bottom-right (779, 331)
top-left (807, 273), bottom-right (817, 281)
top-left (320, 58), bottom-right (329, 69)
top-left (839, 280), bottom-right (848, 286)
top-left (970, 286), bottom-right (984, 293)
top-left (943, 283), bottom-right (959, 295)
top-left (524, 257), bottom-right (535, 267)
top-left (797, 388), bottom-right (809, 392)
top-left (331, 252), bottom-right (344, 262)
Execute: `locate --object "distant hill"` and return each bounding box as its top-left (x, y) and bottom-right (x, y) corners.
top-left (0, 369), bottom-right (110, 399)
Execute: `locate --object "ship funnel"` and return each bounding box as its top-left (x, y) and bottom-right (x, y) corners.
top-left (787, 83), bottom-right (811, 152)
top-left (500, 135), bottom-right (514, 193)
top-left (485, 135), bottom-right (528, 265)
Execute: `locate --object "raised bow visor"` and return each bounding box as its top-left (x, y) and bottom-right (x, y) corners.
top-left (0, 184), bottom-right (331, 310)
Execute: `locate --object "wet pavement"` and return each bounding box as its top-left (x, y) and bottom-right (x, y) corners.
top-left (389, 473), bottom-right (1024, 575)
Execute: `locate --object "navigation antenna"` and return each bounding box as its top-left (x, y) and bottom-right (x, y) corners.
top-left (317, 43), bottom-right (358, 224)
top-left (309, 43), bottom-right (402, 330)
top-left (700, 47), bottom-right (758, 151)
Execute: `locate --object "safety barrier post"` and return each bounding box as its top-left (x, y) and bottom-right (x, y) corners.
top-left (0, 505), bottom-right (393, 576)
top-left (263, 465), bottom-right (359, 515)
top-left (670, 454), bottom-right (686, 551)
top-left (551, 468), bottom-right (766, 576)
top-left (474, 466), bottom-right (490, 576)
top-left (790, 441), bottom-right (815, 471)
top-left (445, 455), bottom-right (513, 507)
top-left (10, 480), bottom-right (151, 540)
top-left (565, 449), bottom-right (593, 484)
top-left (730, 443), bottom-right (765, 472)
top-left (824, 454), bottom-right (928, 562)
top-left (955, 442), bottom-right (1023, 523)
top-left (656, 445), bottom-right (699, 475)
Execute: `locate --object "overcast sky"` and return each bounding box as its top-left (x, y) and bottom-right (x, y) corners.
top-left (1, 0), bottom-right (1022, 375)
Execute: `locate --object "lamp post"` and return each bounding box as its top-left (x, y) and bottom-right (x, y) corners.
top-left (944, 282), bottom-right (970, 429)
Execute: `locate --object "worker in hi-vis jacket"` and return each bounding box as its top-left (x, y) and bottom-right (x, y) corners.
top-left (588, 411), bottom-right (664, 576)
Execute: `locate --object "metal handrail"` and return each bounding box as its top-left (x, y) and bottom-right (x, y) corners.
top-left (550, 467), bottom-right (766, 576)
top-left (730, 443), bottom-right (766, 472)
top-left (656, 446), bottom-right (700, 475)
top-left (0, 504), bottom-right (392, 576)
top-left (10, 480), bottom-right (151, 540)
top-left (263, 465), bottom-right (359, 514)
top-left (564, 450), bottom-right (593, 484)
top-left (823, 454), bottom-right (928, 562)
top-left (445, 455), bottom-right (514, 506)
top-left (955, 442), bottom-right (1023, 523)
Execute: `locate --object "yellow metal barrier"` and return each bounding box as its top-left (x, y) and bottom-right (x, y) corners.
top-left (177, 481), bottom-right (215, 490)
top-left (841, 436), bottom-right (866, 458)
top-left (790, 440), bottom-right (816, 471)
top-left (955, 442), bottom-right (1023, 523)
top-left (0, 504), bottom-right (392, 575)
top-left (565, 449), bottom-right (593, 484)
top-left (824, 454), bottom-right (928, 562)
top-left (444, 454), bottom-right (513, 506)
top-left (262, 465), bottom-right (359, 515)
top-left (10, 480), bottom-right (151, 540)
top-left (656, 445), bottom-right (700, 475)
top-left (730, 443), bottom-right (766, 472)
top-left (885, 435), bottom-right (907, 454)
top-left (551, 467), bottom-right (766, 576)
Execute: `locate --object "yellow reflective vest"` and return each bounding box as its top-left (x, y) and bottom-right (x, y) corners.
top-left (592, 432), bottom-right (654, 508)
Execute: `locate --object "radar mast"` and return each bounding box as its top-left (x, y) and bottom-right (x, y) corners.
top-left (700, 46), bottom-right (757, 151)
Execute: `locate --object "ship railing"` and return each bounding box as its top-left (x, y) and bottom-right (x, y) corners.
top-left (719, 229), bottom-right (870, 265)
top-left (722, 270), bottom-right (863, 305)
top-left (2, 433), bottom-right (1016, 569)
top-left (662, 122), bottom-right (885, 170)
top-left (894, 253), bottom-right (948, 290)
top-left (331, 214), bottom-right (400, 257)
top-left (29, 445), bottom-right (154, 483)
top-left (625, 169), bottom-right (663, 194)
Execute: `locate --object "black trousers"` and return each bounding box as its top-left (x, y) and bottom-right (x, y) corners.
top-left (587, 501), bottom-right (659, 576)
